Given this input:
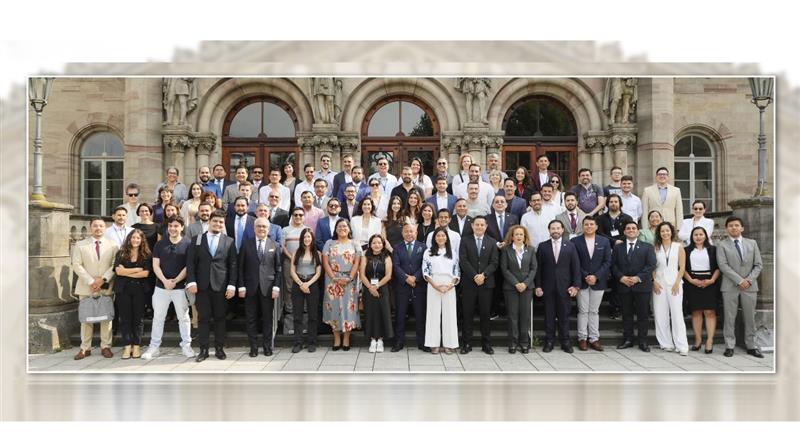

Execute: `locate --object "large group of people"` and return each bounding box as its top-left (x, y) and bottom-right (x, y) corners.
top-left (71, 152), bottom-right (765, 363)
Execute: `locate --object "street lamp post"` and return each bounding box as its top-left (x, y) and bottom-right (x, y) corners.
top-left (748, 77), bottom-right (774, 197)
top-left (29, 77), bottom-right (54, 201)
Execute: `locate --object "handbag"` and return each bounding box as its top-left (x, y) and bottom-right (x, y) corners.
top-left (78, 295), bottom-right (115, 323)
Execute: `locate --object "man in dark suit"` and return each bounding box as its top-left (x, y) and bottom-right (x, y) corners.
top-left (612, 220), bottom-right (657, 352)
top-left (253, 203), bottom-right (284, 245)
top-left (531, 154), bottom-right (558, 191)
top-left (535, 219), bottom-right (582, 353)
top-left (226, 196), bottom-right (256, 253)
top-left (339, 183), bottom-right (358, 221)
top-left (501, 178), bottom-right (528, 220)
top-left (391, 223), bottom-right (428, 352)
top-left (207, 163), bottom-right (234, 199)
top-left (571, 216), bottom-right (612, 351)
top-left (449, 199), bottom-right (474, 237)
top-left (486, 195), bottom-right (519, 245)
top-left (459, 216), bottom-right (500, 354)
top-left (186, 209), bottom-right (238, 362)
top-left (331, 153), bottom-right (354, 200)
top-left (237, 217), bottom-right (282, 357)
top-left (315, 198), bottom-right (342, 251)
top-left (427, 176), bottom-right (457, 214)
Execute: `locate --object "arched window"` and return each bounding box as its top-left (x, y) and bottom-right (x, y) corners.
top-left (674, 134), bottom-right (715, 213)
top-left (80, 132), bottom-right (124, 216)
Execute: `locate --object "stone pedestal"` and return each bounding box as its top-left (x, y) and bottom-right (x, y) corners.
top-left (162, 126), bottom-right (192, 173)
top-left (29, 200), bottom-right (77, 353)
top-left (609, 124), bottom-right (637, 176)
top-left (193, 132), bottom-right (217, 169)
top-left (299, 126), bottom-right (344, 169)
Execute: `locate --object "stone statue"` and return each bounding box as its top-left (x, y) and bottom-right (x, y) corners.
top-left (163, 77), bottom-right (198, 126)
top-left (603, 77), bottom-right (638, 125)
top-left (456, 77), bottom-right (491, 124)
top-left (311, 77), bottom-right (336, 124)
top-left (333, 78), bottom-right (344, 124)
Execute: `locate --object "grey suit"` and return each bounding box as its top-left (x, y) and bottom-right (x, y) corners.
top-left (222, 182), bottom-right (257, 210)
top-left (500, 245), bottom-right (537, 348)
top-left (717, 236), bottom-right (763, 350)
top-left (185, 221), bottom-right (226, 241)
top-left (555, 210), bottom-right (585, 239)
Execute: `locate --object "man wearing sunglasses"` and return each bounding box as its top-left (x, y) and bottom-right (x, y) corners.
top-left (122, 183), bottom-right (141, 227)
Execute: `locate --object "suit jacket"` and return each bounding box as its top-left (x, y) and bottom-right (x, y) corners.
top-left (612, 240), bottom-right (657, 294)
top-left (426, 193), bottom-right (457, 214)
top-left (555, 210), bottom-right (586, 238)
top-left (532, 170), bottom-right (557, 191)
top-left (534, 239), bottom-right (582, 295)
top-left (72, 237), bottom-right (119, 297)
top-left (331, 171), bottom-right (350, 201)
top-left (570, 235), bottom-right (612, 290)
top-left (641, 184), bottom-right (684, 226)
top-left (313, 195), bottom-right (331, 210)
top-left (185, 220), bottom-right (208, 240)
top-left (270, 207), bottom-right (290, 228)
top-left (237, 236), bottom-right (282, 296)
top-left (205, 179), bottom-right (234, 199)
top-left (500, 245), bottom-right (537, 292)
top-left (222, 182), bottom-right (257, 210)
top-left (450, 215), bottom-right (474, 237)
top-left (504, 195), bottom-right (528, 221)
top-left (339, 201), bottom-right (358, 221)
top-left (486, 212), bottom-right (519, 243)
top-left (315, 216), bottom-right (341, 251)
top-left (392, 240), bottom-right (427, 294)
top-left (716, 237), bottom-right (762, 293)
top-left (225, 214), bottom-right (256, 251)
top-left (459, 235), bottom-right (500, 289)
top-left (186, 232), bottom-right (238, 292)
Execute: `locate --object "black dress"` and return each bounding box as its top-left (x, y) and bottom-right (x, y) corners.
top-left (363, 255), bottom-right (394, 339)
top-left (417, 222), bottom-right (435, 244)
top-left (384, 220), bottom-right (404, 250)
top-left (683, 245), bottom-right (721, 311)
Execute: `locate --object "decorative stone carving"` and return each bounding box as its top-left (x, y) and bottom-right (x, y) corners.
top-left (310, 77), bottom-right (340, 125)
top-left (602, 77), bottom-right (638, 126)
top-left (456, 77), bottom-right (491, 124)
top-left (162, 127), bottom-right (192, 176)
top-left (162, 78), bottom-right (198, 127)
top-left (191, 132), bottom-right (217, 168)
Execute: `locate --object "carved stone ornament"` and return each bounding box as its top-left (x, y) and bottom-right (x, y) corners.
top-left (455, 77), bottom-right (492, 124)
top-left (602, 77), bottom-right (638, 126)
top-left (162, 77), bottom-right (198, 127)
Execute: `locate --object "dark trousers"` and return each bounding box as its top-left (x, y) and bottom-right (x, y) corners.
top-left (395, 285), bottom-right (426, 346)
top-left (291, 276), bottom-right (319, 345)
top-left (196, 288), bottom-right (227, 349)
top-left (364, 286), bottom-right (394, 339)
top-left (245, 286), bottom-right (275, 349)
top-left (621, 290), bottom-right (650, 342)
top-left (491, 273), bottom-right (506, 317)
top-left (543, 290), bottom-right (571, 344)
top-left (462, 286), bottom-right (493, 346)
top-left (116, 281), bottom-right (147, 346)
top-left (606, 278), bottom-right (621, 314)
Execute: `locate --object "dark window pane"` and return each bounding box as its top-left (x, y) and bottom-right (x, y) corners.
top-left (84, 199), bottom-right (101, 216)
top-left (106, 161), bottom-right (123, 179)
top-left (368, 102), bottom-right (399, 136)
top-left (675, 137), bottom-right (691, 157)
top-left (84, 161), bottom-right (102, 179)
top-left (675, 180), bottom-right (690, 199)
top-left (674, 162), bottom-right (690, 180)
top-left (682, 199), bottom-right (691, 216)
top-left (106, 199), bottom-right (124, 216)
top-left (505, 99), bottom-right (576, 137)
top-left (695, 181), bottom-right (712, 199)
top-left (86, 180), bottom-right (102, 199)
top-left (229, 102), bottom-right (261, 137)
top-left (107, 179), bottom-right (124, 199)
top-left (263, 102), bottom-right (296, 137)
top-left (692, 136), bottom-right (711, 157)
top-left (81, 132), bottom-right (123, 157)
top-left (503, 152), bottom-right (531, 177)
top-left (406, 149), bottom-right (435, 177)
top-left (694, 161), bottom-right (712, 180)
top-left (269, 152), bottom-right (296, 174)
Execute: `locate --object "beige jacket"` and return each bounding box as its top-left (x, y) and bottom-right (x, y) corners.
top-left (72, 236), bottom-right (119, 297)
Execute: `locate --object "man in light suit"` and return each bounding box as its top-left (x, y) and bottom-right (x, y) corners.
top-left (315, 198), bottom-right (342, 251)
top-left (571, 216), bottom-right (612, 351)
top-left (222, 165), bottom-right (254, 210)
top-left (185, 202), bottom-right (216, 240)
top-left (237, 217), bottom-right (282, 358)
top-left (555, 192), bottom-right (586, 240)
top-left (535, 219), bottom-right (582, 353)
top-left (641, 166), bottom-right (683, 226)
top-left (392, 223), bottom-right (428, 352)
top-left (612, 220), bottom-right (657, 352)
top-left (72, 217), bottom-right (119, 360)
top-left (186, 209), bottom-right (238, 362)
top-left (717, 216), bottom-right (764, 358)
top-left (427, 176), bottom-right (457, 214)
top-left (459, 216), bottom-right (500, 355)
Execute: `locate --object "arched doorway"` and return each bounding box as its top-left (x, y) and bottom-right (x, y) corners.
top-left (221, 95), bottom-right (300, 178)
top-left (361, 95), bottom-right (440, 177)
top-left (501, 95), bottom-right (579, 187)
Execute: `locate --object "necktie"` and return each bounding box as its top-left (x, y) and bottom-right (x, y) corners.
top-left (735, 239), bottom-right (743, 262)
top-left (236, 218), bottom-right (244, 251)
top-left (208, 234), bottom-right (218, 256)
top-left (258, 239), bottom-right (264, 263)
top-left (553, 241), bottom-right (560, 263)
top-left (476, 237), bottom-right (483, 252)
top-left (407, 242), bottom-right (413, 256)
top-left (218, 180), bottom-right (224, 194)
top-left (95, 240), bottom-right (100, 260)
top-left (570, 213), bottom-right (577, 231)
top-left (499, 214), bottom-right (505, 234)
top-left (628, 242), bottom-right (634, 256)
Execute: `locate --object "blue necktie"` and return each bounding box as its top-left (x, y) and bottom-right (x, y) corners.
top-left (735, 239), bottom-right (743, 263)
top-left (476, 237), bottom-right (482, 251)
top-left (208, 234), bottom-right (218, 256)
top-left (236, 218), bottom-right (244, 251)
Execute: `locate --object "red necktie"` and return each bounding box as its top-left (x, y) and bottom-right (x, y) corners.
top-left (570, 213), bottom-right (577, 231)
top-left (95, 240), bottom-right (101, 260)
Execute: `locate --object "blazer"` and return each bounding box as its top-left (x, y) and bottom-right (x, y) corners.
top-left (426, 193), bottom-right (458, 214)
top-left (222, 182), bottom-right (257, 210)
top-left (684, 245), bottom-right (720, 275)
top-left (716, 237), bottom-right (763, 293)
top-left (504, 195), bottom-right (528, 221)
top-left (72, 237), bottom-right (119, 297)
top-left (450, 215), bottom-right (474, 237)
top-left (186, 232), bottom-right (238, 292)
top-left (612, 240), bottom-right (657, 294)
top-left (237, 236), bottom-right (282, 296)
top-left (641, 184), bottom-right (684, 226)
top-left (486, 212), bottom-right (519, 243)
top-left (270, 207), bottom-right (290, 228)
top-left (500, 244), bottom-right (537, 292)
top-left (331, 170), bottom-right (349, 201)
top-left (570, 234), bottom-right (613, 290)
top-left (534, 239), bottom-right (582, 295)
top-left (555, 210), bottom-right (586, 238)
top-left (459, 234), bottom-right (500, 289)
top-left (339, 201), bottom-right (358, 221)
top-left (531, 170), bottom-right (557, 191)
top-left (315, 216), bottom-right (341, 251)
top-left (392, 240), bottom-right (427, 295)
top-left (225, 214), bottom-right (256, 250)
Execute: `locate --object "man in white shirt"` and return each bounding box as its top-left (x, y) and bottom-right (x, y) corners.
top-left (464, 182), bottom-right (490, 217)
top-left (539, 183), bottom-right (561, 219)
top-left (313, 153), bottom-right (336, 196)
top-left (619, 175), bottom-right (643, 224)
top-left (104, 206), bottom-right (133, 248)
top-left (454, 164), bottom-right (494, 208)
top-left (293, 163), bottom-right (316, 207)
top-left (426, 208), bottom-right (462, 256)
top-left (521, 193), bottom-right (552, 250)
top-left (481, 152), bottom-right (508, 183)
top-left (122, 183), bottom-right (141, 227)
top-left (259, 169), bottom-right (290, 211)
top-left (368, 156), bottom-right (398, 194)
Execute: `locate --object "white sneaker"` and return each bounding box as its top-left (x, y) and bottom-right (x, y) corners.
top-left (376, 339), bottom-right (384, 353)
top-left (678, 350), bottom-right (689, 356)
top-left (181, 344), bottom-right (195, 358)
top-left (141, 347), bottom-right (160, 360)
top-left (368, 339), bottom-right (377, 353)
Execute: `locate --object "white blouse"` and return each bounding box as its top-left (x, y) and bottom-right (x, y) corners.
top-left (422, 249), bottom-right (461, 282)
top-left (689, 248), bottom-right (711, 272)
top-left (679, 217), bottom-right (715, 246)
top-left (351, 215), bottom-right (383, 247)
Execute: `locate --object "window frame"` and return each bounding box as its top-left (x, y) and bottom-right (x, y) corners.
top-left (674, 134), bottom-right (716, 213)
top-left (79, 132), bottom-right (125, 216)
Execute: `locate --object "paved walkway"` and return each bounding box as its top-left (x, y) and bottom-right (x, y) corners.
top-left (29, 344), bottom-right (774, 372)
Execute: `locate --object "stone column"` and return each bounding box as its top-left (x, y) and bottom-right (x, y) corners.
top-left (609, 124), bottom-right (638, 176)
top-left (193, 132), bottom-right (217, 169)
top-left (29, 200), bottom-right (77, 353)
top-left (298, 128), bottom-right (338, 169)
top-left (442, 132), bottom-right (463, 176)
top-left (339, 134), bottom-right (360, 165)
top-left (584, 133), bottom-right (608, 179)
top-left (635, 78), bottom-right (674, 180)
top-left (124, 78), bottom-right (163, 195)
top-left (162, 128), bottom-right (191, 174)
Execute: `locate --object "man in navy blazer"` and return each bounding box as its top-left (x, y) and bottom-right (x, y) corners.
top-left (535, 219), bottom-right (582, 353)
top-left (427, 176), bottom-right (457, 214)
top-left (612, 220), bottom-right (657, 352)
top-left (391, 223), bottom-right (428, 352)
top-left (501, 178), bottom-right (528, 220)
top-left (459, 216), bottom-right (500, 355)
top-left (314, 198), bottom-right (342, 251)
top-left (570, 216), bottom-right (612, 351)
top-left (226, 197), bottom-right (256, 253)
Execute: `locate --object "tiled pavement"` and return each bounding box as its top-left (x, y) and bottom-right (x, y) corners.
top-left (28, 344), bottom-right (774, 373)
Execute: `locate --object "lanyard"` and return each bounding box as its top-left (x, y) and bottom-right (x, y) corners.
top-left (661, 244), bottom-right (671, 267)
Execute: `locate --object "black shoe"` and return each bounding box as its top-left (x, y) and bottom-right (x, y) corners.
top-left (482, 346), bottom-right (494, 355)
top-left (291, 343), bottom-right (303, 353)
top-left (724, 348), bottom-right (734, 357)
top-left (691, 344), bottom-right (702, 351)
top-left (617, 340), bottom-right (634, 349)
top-left (460, 344), bottom-right (472, 354)
top-left (638, 343), bottom-right (650, 352)
top-left (215, 347), bottom-right (227, 360)
top-left (417, 345), bottom-right (431, 353)
top-left (705, 348), bottom-right (713, 354)
top-left (263, 347), bottom-right (273, 357)
top-left (747, 349), bottom-right (764, 359)
top-left (249, 346), bottom-right (258, 358)
top-left (608, 311), bottom-right (618, 320)
top-left (308, 344), bottom-right (317, 353)
top-left (561, 344), bottom-right (574, 354)
top-left (508, 346), bottom-right (517, 354)
top-left (195, 348), bottom-right (209, 362)
top-left (390, 343), bottom-right (404, 352)
top-left (342, 345), bottom-right (351, 351)
top-left (332, 344), bottom-right (342, 351)
top-left (520, 347), bottom-right (530, 354)
top-left (542, 342), bottom-right (554, 353)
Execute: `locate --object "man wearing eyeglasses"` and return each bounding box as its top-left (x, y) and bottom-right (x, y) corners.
top-left (480, 152), bottom-right (508, 183)
top-left (122, 183), bottom-right (141, 227)
top-left (263, 191), bottom-right (290, 228)
top-left (313, 153), bottom-right (337, 196)
top-left (434, 157), bottom-right (455, 193)
top-left (254, 203), bottom-right (284, 244)
top-left (314, 198), bottom-right (342, 251)
top-left (368, 156), bottom-right (398, 194)
top-left (641, 167), bottom-right (683, 226)
top-left (343, 166), bottom-right (369, 203)
top-left (155, 166), bottom-right (189, 204)
top-left (249, 166), bottom-right (267, 193)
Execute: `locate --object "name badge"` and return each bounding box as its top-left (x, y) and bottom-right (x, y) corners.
top-left (611, 229), bottom-right (619, 237)
top-left (370, 278), bottom-right (380, 286)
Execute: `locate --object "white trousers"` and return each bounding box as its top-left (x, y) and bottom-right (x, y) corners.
top-left (424, 274), bottom-right (459, 349)
top-left (149, 286), bottom-right (192, 349)
top-left (652, 287), bottom-right (688, 352)
top-left (577, 288), bottom-right (604, 342)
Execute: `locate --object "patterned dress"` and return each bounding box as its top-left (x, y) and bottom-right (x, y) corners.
top-left (322, 239), bottom-right (363, 332)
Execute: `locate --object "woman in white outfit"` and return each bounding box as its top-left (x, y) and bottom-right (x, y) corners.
top-left (652, 221), bottom-right (689, 355)
top-left (350, 197), bottom-right (384, 251)
top-left (678, 200), bottom-right (715, 246)
top-left (423, 227), bottom-right (461, 354)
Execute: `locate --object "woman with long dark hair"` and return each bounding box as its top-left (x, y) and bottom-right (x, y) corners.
top-left (359, 234), bottom-right (394, 352)
top-left (321, 219), bottom-right (363, 351)
top-left (683, 226), bottom-right (721, 353)
top-left (351, 197), bottom-right (383, 251)
top-left (410, 157), bottom-right (433, 198)
top-left (417, 203), bottom-right (436, 243)
top-left (153, 185), bottom-right (176, 225)
top-left (403, 189), bottom-right (423, 224)
top-left (384, 195), bottom-right (405, 253)
top-left (514, 166), bottom-right (535, 201)
top-left (289, 228), bottom-right (322, 353)
top-left (652, 221), bottom-right (688, 355)
top-left (423, 226), bottom-right (461, 354)
top-left (113, 229), bottom-right (152, 359)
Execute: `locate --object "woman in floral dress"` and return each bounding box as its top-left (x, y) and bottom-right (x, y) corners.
top-left (322, 218), bottom-right (363, 351)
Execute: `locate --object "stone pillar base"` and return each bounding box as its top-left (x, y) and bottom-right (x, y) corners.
top-left (29, 309), bottom-right (79, 354)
